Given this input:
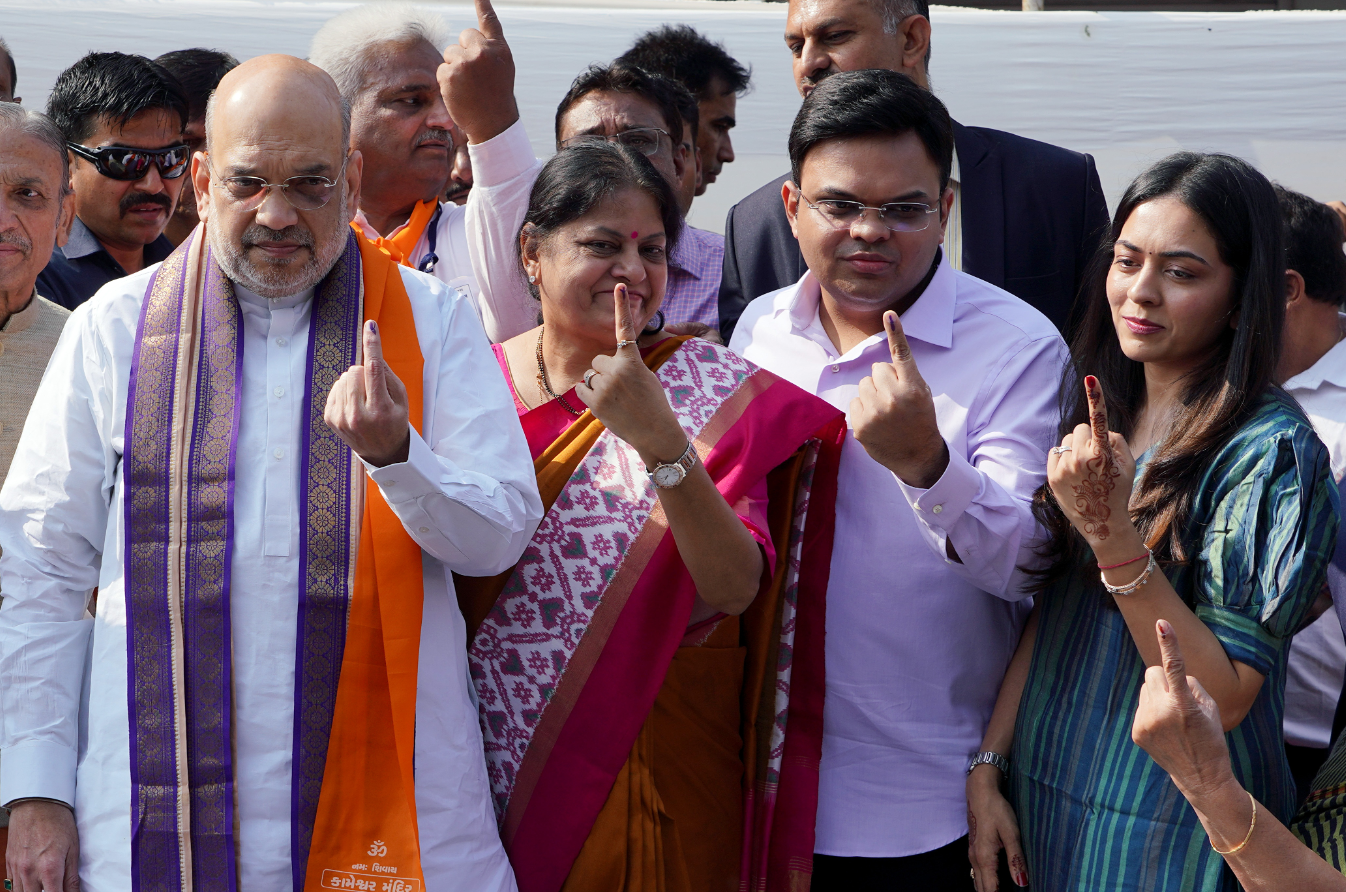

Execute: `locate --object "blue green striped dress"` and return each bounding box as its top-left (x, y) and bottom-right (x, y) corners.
top-left (1010, 390), bottom-right (1338, 892)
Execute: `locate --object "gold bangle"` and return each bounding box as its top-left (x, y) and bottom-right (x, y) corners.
top-left (1210, 790), bottom-right (1257, 856)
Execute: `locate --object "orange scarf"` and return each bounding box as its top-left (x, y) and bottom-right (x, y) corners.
top-left (356, 199), bottom-right (438, 267)
top-left (303, 237), bottom-right (428, 891)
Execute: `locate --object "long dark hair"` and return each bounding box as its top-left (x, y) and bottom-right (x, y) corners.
top-left (1034, 152), bottom-right (1286, 586)
top-left (518, 140), bottom-right (682, 300)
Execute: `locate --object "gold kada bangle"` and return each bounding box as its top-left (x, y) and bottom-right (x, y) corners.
top-left (1210, 790), bottom-right (1257, 856)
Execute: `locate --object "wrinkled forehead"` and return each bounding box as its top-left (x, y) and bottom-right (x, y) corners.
top-left (0, 129), bottom-right (65, 186)
top-left (362, 38), bottom-right (444, 92)
top-left (560, 91), bottom-right (669, 140)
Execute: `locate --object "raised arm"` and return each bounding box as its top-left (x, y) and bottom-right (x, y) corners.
top-left (1050, 378), bottom-right (1266, 729)
top-left (850, 311), bottom-right (1066, 599)
top-left (1133, 620), bottom-right (1346, 892)
top-left (440, 0), bottom-right (541, 343)
top-left (577, 284), bottom-right (763, 615)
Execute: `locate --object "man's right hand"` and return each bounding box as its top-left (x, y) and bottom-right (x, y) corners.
top-left (437, 0), bottom-right (519, 145)
top-left (7, 800), bottom-right (79, 891)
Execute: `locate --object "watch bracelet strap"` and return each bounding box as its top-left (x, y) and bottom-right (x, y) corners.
top-left (967, 751), bottom-right (1011, 776)
top-left (651, 441), bottom-right (696, 475)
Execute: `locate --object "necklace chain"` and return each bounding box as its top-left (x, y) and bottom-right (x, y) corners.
top-left (535, 326), bottom-right (583, 417)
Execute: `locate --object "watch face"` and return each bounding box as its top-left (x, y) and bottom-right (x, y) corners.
top-left (652, 464), bottom-right (685, 488)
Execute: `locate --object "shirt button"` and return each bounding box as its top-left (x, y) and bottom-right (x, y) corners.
top-left (831, 364), bottom-right (839, 372)
top-left (932, 505), bottom-right (944, 514)
top-left (418, 526), bottom-right (429, 534)
top-left (273, 448), bottom-right (284, 460)
top-left (273, 387), bottom-right (285, 398)
top-left (276, 337), bottom-right (287, 347)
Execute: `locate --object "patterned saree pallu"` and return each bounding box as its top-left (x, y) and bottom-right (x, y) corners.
top-left (124, 227), bottom-right (429, 892)
top-left (467, 340), bottom-right (844, 892)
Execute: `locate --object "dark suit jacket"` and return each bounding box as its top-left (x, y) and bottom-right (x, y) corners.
top-left (718, 121), bottom-right (1110, 341)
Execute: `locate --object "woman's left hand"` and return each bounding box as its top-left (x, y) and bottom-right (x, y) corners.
top-left (1048, 375), bottom-right (1138, 553)
top-left (577, 283), bottom-right (688, 465)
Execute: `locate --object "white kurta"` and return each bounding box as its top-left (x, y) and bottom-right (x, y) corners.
top-left (352, 119), bottom-right (543, 345)
top-left (0, 260), bottom-right (544, 891)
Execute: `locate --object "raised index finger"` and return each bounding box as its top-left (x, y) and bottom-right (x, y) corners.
top-left (1084, 374), bottom-right (1111, 451)
top-left (884, 310), bottom-right (913, 366)
top-left (1155, 619), bottom-right (1191, 699)
top-left (363, 320), bottom-right (385, 399)
top-left (614, 283), bottom-right (637, 347)
top-left (474, 0), bottom-right (505, 40)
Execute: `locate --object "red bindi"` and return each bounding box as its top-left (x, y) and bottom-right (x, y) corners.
top-left (631, 231), bottom-right (639, 239)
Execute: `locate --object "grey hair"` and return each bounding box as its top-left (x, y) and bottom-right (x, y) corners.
top-left (0, 102), bottom-right (71, 197)
top-left (309, 3), bottom-right (452, 105)
top-left (203, 90), bottom-right (352, 153)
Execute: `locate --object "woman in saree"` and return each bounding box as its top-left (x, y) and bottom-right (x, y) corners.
top-left (964, 152), bottom-right (1339, 892)
top-left (456, 141), bottom-right (847, 892)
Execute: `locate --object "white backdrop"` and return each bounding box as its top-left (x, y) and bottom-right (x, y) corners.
top-left (3, 0), bottom-right (1345, 232)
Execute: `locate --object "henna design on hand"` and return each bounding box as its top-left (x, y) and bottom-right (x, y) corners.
top-left (968, 810), bottom-right (977, 845)
top-left (1010, 854), bottom-right (1029, 887)
top-left (1072, 376), bottom-right (1121, 540)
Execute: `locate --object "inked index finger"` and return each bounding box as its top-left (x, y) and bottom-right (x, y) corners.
top-left (474, 0), bottom-right (505, 40)
top-left (1084, 374), bottom-right (1111, 450)
top-left (884, 310), bottom-right (913, 366)
top-left (613, 283), bottom-right (637, 347)
top-left (363, 320), bottom-right (385, 399)
top-left (1155, 619), bottom-right (1192, 700)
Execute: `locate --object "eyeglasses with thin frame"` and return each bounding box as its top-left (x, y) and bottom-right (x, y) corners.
top-left (559, 127), bottom-right (669, 157)
top-left (802, 194), bottom-right (942, 233)
top-left (67, 142), bottom-right (191, 182)
top-left (208, 155), bottom-right (350, 211)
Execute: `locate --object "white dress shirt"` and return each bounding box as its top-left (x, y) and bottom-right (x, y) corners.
top-left (353, 119), bottom-right (542, 344)
top-left (1283, 316), bottom-right (1346, 749)
top-left (730, 255), bottom-right (1067, 857)
top-left (0, 262), bottom-right (544, 891)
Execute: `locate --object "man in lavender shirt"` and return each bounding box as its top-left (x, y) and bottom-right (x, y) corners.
top-left (730, 69), bottom-right (1067, 890)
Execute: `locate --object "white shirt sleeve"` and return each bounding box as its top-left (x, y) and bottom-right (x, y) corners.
top-left (0, 303), bottom-right (119, 805)
top-left (464, 119), bottom-right (544, 344)
top-left (363, 270), bottom-right (543, 577)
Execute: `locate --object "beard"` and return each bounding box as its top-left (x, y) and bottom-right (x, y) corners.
top-left (210, 186), bottom-right (350, 300)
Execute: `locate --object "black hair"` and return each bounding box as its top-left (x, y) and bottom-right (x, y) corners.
top-left (154, 48), bottom-right (239, 122)
top-left (47, 52), bottom-right (189, 144)
top-left (616, 25), bottom-right (751, 101)
top-left (519, 141), bottom-right (682, 300)
top-left (0, 37), bottom-right (16, 95)
top-left (1034, 152), bottom-right (1286, 584)
top-left (554, 63), bottom-right (691, 150)
top-left (787, 68), bottom-right (952, 194)
top-left (1275, 185), bottom-right (1346, 309)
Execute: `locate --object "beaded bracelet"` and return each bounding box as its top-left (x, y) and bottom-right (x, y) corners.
top-left (1211, 791), bottom-right (1257, 856)
top-left (1101, 550), bottom-right (1156, 596)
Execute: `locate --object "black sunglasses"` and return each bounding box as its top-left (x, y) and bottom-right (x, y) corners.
top-left (67, 142), bottom-right (191, 181)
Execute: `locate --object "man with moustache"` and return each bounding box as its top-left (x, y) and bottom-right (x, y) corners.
top-left (311, 0), bottom-right (540, 343)
top-left (730, 70), bottom-right (1066, 889)
top-left (38, 52), bottom-right (190, 310)
top-left (0, 54), bottom-right (541, 891)
top-left (718, 0), bottom-right (1109, 341)
top-left (555, 63), bottom-right (724, 334)
top-left (155, 48), bottom-right (240, 246)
